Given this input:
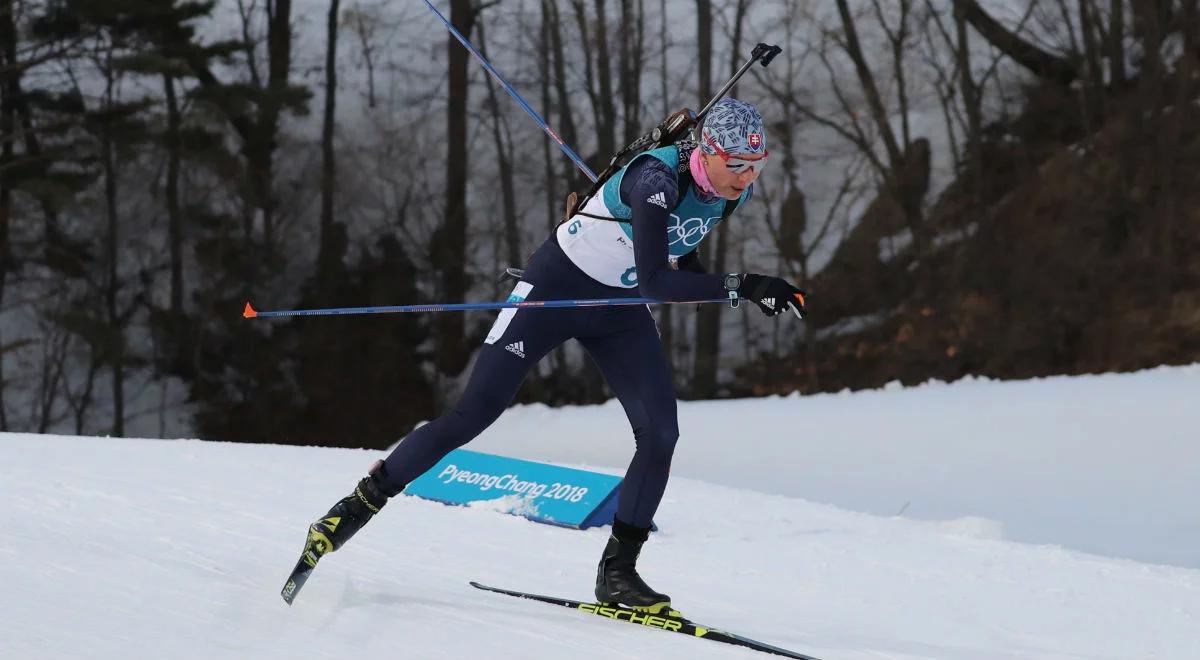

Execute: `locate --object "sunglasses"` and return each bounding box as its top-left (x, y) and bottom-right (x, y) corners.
top-left (703, 132), bottom-right (769, 174)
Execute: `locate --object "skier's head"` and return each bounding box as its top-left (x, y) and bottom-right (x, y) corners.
top-left (698, 98), bottom-right (768, 201)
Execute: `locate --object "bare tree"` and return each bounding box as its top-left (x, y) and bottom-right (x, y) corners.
top-left (951, 0), bottom-right (1079, 83)
top-left (34, 321), bottom-right (71, 434)
top-left (182, 0), bottom-right (306, 262)
top-left (97, 45), bottom-right (127, 436)
top-left (316, 0), bottom-right (345, 302)
top-left (162, 74), bottom-right (184, 317)
top-left (1078, 0), bottom-right (1105, 111)
top-left (345, 3), bottom-right (380, 108)
top-left (696, 0), bottom-right (714, 101)
top-left (835, 0), bottom-right (905, 176)
top-left (0, 0), bottom-right (16, 429)
top-left (570, 0), bottom-right (618, 161)
top-left (538, 1), bottom-right (560, 233)
top-left (1108, 0), bottom-right (1126, 85)
top-left (432, 0), bottom-right (481, 376)
top-left (618, 0), bottom-right (646, 143)
top-left (593, 0), bottom-right (618, 159)
top-left (477, 17), bottom-right (521, 266)
top-left (952, 1), bottom-right (982, 177)
top-left (248, 0), bottom-right (296, 252)
top-left (832, 0), bottom-right (931, 268)
top-left (545, 0), bottom-right (582, 192)
top-left (922, 0), bottom-right (1033, 191)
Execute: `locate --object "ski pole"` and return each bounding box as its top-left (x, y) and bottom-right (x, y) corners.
top-left (243, 297), bottom-right (730, 319)
top-left (422, 0), bottom-right (598, 183)
top-left (694, 43), bottom-right (783, 126)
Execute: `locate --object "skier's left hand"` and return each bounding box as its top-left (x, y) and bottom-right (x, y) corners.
top-left (733, 273), bottom-right (808, 319)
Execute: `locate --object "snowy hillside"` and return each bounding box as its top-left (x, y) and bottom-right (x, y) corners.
top-left (468, 365), bottom-right (1200, 569)
top-left (4, 367), bottom-right (1200, 659)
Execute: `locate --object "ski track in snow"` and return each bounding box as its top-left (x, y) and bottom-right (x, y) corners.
top-left (4, 368), bottom-right (1200, 659)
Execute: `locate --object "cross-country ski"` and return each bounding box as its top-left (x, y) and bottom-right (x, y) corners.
top-left (470, 581), bottom-right (823, 660)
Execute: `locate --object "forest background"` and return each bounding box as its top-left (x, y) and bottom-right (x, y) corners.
top-left (1, 0), bottom-right (1196, 446)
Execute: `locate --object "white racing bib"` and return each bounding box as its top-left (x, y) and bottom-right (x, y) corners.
top-left (556, 195), bottom-right (646, 288)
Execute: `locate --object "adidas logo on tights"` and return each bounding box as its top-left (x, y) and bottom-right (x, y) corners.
top-left (505, 341), bottom-right (526, 358)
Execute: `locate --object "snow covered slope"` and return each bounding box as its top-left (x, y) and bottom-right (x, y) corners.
top-left (469, 365), bottom-right (1200, 569)
top-left (3, 423), bottom-right (1199, 659)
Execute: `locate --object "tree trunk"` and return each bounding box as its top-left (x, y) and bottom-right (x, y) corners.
top-left (695, 0), bottom-right (713, 101)
top-left (101, 62), bottom-right (124, 437)
top-left (838, 0), bottom-right (929, 270)
top-left (659, 0), bottom-right (670, 114)
top-left (1109, 0), bottom-right (1127, 85)
top-left (539, 2), bottom-right (560, 233)
top-left (1078, 0), bottom-right (1105, 115)
top-left (317, 0), bottom-right (342, 298)
top-left (435, 0), bottom-right (477, 376)
top-left (73, 353), bottom-right (100, 436)
top-left (835, 0), bottom-right (903, 169)
top-left (182, 1), bottom-right (296, 263)
top-left (547, 1), bottom-right (583, 190)
top-left (37, 331), bottom-right (69, 434)
top-left (727, 0), bottom-right (751, 97)
top-left (881, 0), bottom-right (913, 147)
top-left (618, 0), bottom-right (645, 143)
top-left (1183, 0), bottom-right (1199, 56)
top-left (0, 0), bottom-right (16, 430)
top-left (163, 75), bottom-right (184, 316)
top-left (954, 2), bottom-right (983, 193)
top-left (593, 0), bottom-right (617, 160)
top-left (570, 1), bottom-right (602, 163)
top-left (536, 2), bottom-right (572, 393)
top-left (349, 9), bottom-right (378, 108)
top-left (249, 0), bottom-right (295, 253)
top-left (478, 21), bottom-right (521, 266)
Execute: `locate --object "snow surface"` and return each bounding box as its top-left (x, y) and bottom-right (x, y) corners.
top-left (471, 365), bottom-right (1200, 570)
top-left (4, 367), bottom-right (1200, 659)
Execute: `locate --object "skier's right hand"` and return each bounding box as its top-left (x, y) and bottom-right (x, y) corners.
top-left (732, 273), bottom-right (807, 319)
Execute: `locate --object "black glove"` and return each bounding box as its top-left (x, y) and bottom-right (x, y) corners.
top-left (729, 273), bottom-right (808, 318)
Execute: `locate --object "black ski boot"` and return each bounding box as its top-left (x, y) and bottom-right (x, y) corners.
top-left (282, 460), bottom-right (397, 604)
top-left (306, 460), bottom-right (393, 558)
top-left (594, 519), bottom-right (674, 615)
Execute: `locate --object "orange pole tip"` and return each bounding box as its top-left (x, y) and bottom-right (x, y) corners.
top-left (243, 302), bottom-right (258, 318)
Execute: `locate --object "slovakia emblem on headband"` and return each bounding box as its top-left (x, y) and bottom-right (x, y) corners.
top-left (748, 133), bottom-right (763, 150)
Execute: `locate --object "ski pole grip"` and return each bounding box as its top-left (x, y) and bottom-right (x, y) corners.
top-left (753, 43), bottom-right (783, 67)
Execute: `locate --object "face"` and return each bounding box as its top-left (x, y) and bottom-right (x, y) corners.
top-left (701, 151), bottom-right (766, 200)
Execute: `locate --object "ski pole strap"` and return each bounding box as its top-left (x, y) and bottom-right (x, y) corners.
top-left (243, 297), bottom-right (730, 319)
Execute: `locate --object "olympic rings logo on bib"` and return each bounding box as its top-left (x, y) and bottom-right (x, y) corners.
top-left (667, 214), bottom-right (721, 248)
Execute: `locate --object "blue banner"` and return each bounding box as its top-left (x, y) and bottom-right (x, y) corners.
top-left (403, 449), bottom-right (630, 529)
